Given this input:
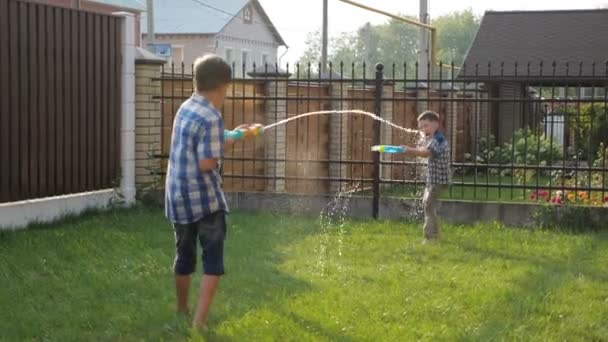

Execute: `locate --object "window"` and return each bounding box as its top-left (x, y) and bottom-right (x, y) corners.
top-left (243, 5), bottom-right (253, 24)
top-left (165, 44), bottom-right (183, 69)
top-left (241, 50), bottom-right (249, 69)
top-left (261, 53), bottom-right (269, 67)
top-left (225, 48), bottom-right (234, 68)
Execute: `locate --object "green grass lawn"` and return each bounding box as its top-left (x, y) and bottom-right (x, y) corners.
top-left (1, 207), bottom-right (607, 341)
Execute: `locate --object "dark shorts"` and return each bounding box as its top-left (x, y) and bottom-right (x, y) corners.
top-left (173, 211), bottom-right (226, 276)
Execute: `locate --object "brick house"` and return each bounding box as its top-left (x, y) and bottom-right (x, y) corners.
top-left (459, 9), bottom-right (608, 145)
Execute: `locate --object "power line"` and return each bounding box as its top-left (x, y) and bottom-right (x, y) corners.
top-left (187, 0), bottom-right (303, 35)
top-left (188, 0), bottom-right (236, 19)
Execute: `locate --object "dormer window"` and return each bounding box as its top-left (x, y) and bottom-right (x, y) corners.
top-left (243, 5), bottom-right (253, 24)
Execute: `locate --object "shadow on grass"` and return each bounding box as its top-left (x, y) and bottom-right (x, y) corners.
top-left (196, 213), bottom-right (318, 341)
top-left (447, 236), bottom-right (608, 340)
top-left (0, 209), bottom-right (322, 341)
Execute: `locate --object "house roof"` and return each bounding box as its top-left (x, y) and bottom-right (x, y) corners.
top-left (91, 0), bottom-right (145, 11)
top-left (459, 9), bottom-right (608, 81)
top-left (140, 0), bottom-right (285, 45)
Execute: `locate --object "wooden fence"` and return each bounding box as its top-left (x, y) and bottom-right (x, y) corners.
top-left (0, 0), bottom-right (122, 203)
top-left (159, 75), bottom-right (480, 194)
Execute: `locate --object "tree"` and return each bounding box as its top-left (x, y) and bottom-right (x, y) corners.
top-left (295, 9), bottom-right (481, 78)
top-left (295, 30), bottom-right (322, 76)
top-left (434, 8), bottom-right (480, 66)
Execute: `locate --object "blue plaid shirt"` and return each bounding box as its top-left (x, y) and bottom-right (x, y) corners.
top-left (165, 93), bottom-right (228, 224)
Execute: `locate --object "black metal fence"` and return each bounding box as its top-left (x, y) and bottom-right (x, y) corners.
top-left (158, 60), bottom-right (608, 215)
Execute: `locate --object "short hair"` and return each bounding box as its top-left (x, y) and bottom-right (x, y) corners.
top-left (417, 110), bottom-right (440, 122)
top-left (193, 54), bottom-right (232, 92)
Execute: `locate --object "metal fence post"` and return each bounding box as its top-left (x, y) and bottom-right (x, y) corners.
top-left (372, 63), bottom-right (384, 219)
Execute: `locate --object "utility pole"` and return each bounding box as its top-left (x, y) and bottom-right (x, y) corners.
top-left (321, 0), bottom-right (328, 74)
top-left (146, 0), bottom-right (155, 51)
top-left (418, 0), bottom-right (430, 81)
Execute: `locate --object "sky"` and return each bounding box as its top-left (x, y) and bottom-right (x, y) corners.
top-left (257, 0), bottom-right (608, 65)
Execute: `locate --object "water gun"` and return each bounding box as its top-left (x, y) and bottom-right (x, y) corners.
top-left (371, 145), bottom-right (406, 154)
top-left (224, 124), bottom-right (264, 141)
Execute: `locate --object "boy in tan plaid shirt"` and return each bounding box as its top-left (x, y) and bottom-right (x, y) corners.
top-left (403, 111), bottom-right (451, 241)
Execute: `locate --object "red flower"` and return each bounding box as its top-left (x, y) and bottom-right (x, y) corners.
top-left (538, 190), bottom-right (549, 197)
top-left (604, 196), bottom-right (608, 203)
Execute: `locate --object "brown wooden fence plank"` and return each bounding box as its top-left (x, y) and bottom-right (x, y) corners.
top-left (70, 9), bottom-right (80, 193)
top-left (19, 2), bottom-right (30, 200)
top-left (100, 15), bottom-right (109, 188)
top-left (28, 4), bottom-right (39, 198)
top-left (93, 14), bottom-right (102, 189)
top-left (112, 17), bottom-right (121, 183)
top-left (46, 5), bottom-right (57, 197)
top-left (78, 12), bottom-right (87, 192)
top-left (108, 18), bottom-right (117, 184)
top-left (37, 3), bottom-right (49, 198)
top-left (86, 12), bottom-right (95, 190)
top-left (62, 8), bottom-right (73, 194)
top-left (54, 8), bottom-right (65, 195)
top-left (8, 0), bottom-right (20, 201)
top-left (0, 0), bottom-right (11, 202)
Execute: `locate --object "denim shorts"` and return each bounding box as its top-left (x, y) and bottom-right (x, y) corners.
top-left (173, 211), bottom-right (226, 276)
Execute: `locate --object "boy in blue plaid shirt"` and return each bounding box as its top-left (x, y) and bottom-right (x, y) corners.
top-left (403, 111), bottom-right (451, 242)
top-left (165, 54), bottom-right (254, 329)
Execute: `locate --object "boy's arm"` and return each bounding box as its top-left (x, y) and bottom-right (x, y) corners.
top-left (403, 146), bottom-right (432, 158)
top-left (197, 120), bottom-right (222, 172)
top-left (199, 124), bottom-right (256, 171)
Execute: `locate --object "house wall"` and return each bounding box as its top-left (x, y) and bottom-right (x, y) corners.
top-left (497, 82), bottom-right (525, 144)
top-left (218, 2), bottom-right (279, 77)
top-left (147, 34), bottom-right (215, 70)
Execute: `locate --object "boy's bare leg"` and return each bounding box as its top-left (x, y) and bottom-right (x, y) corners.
top-left (192, 275), bottom-right (221, 329)
top-left (175, 274), bottom-right (192, 314)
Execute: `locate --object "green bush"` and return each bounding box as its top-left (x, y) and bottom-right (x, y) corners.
top-left (565, 104), bottom-right (608, 160)
top-left (463, 134), bottom-right (505, 175)
top-left (465, 129), bottom-right (563, 181)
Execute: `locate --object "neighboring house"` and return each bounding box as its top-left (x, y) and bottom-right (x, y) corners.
top-left (141, 0), bottom-right (287, 76)
top-left (458, 9), bottom-right (608, 144)
top-left (25, 0), bottom-right (145, 44)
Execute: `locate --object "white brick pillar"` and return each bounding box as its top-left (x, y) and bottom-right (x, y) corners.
top-left (329, 82), bottom-right (350, 193)
top-left (114, 12), bottom-right (136, 205)
top-left (134, 48), bottom-right (165, 191)
top-left (264, 75), bottom-right (289, 192)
